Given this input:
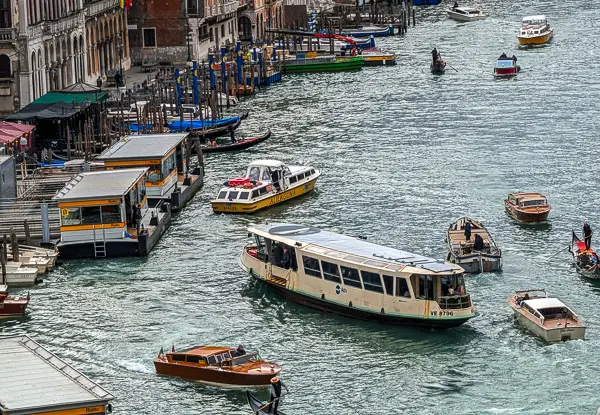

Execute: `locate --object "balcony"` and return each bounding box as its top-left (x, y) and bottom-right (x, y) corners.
top-left (86, 0), bottom-right (120, 17)
top-left (0, 28), bottom-right (16, 43)
top-left (28, 13), bottom-right (84, 38)
top-left (205, 1), bottom-right (239, 17)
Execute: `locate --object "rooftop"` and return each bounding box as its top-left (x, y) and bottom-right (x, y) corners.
top-left (0, 336), bottom-right (113, 413)
top-left (250, 223), bottom-right (460, 273)
top-left (524, 297), bottom-right (566, 310)
top-left (99, 133), bottom-right (188, 161)
top-left (248, 159), bottom-right (284, 168)
top-left (53, 168), bottom-right (147, 202)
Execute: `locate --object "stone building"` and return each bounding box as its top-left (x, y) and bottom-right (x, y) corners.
top-left (0, 0), bottom-right (129, 115)
top-left (128, 0), bottom-right (241, 65)
top-left (237, 0), bottom-right (283, 41)
top-left (282, 0), bottom-right (306, 30)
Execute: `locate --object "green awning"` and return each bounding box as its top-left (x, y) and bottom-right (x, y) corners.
top-left (32, 90), bottom-right (108, 105)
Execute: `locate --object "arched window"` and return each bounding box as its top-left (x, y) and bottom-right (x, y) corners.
top-left (0, 54), bottom-right (10, 78)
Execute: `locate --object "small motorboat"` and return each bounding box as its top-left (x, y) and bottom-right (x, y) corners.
top-left (517, 15), bottom-right (553, 45)
top-left (341, 25), bottom-right (392, 37)
top-left (446, 217), bottom-right (502, 273)
top-left (447, 6), bottom-right (487, 22)
top-left (361, 48), bottom-right (397, 66)
top-left (247, 390), bottom-right (287, 415)
top-left (508, 289), bottom-right (585, 343)
top-left (202, 129), bottom-right (271, 153)
top-left (3, 263), bottom-right (39, 287)
top-left (570, 231), bottom-right (600, 279)
top-left (0, 283), bottom-right (29, 318)
top-left (211, 160), bottom-right (321, 214)
top-left (430, 59), bottom-right (446, 75)
top-left (494, 58), bottom-right (521, 78)
top-left (154, 345), bottom-right (281, 388)
top-left (504, 192), bottom-right (551, 222)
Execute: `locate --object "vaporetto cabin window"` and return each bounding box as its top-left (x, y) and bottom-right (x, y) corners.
top-left (340, 266), bottom-right (362, 288)
top-left (396, 277), bottom-right (411, 298)
top-left (61, 207), bottom-right (81, 226)
top-left (302, 256), bottom-right (322, 278)
top-left (162, 152), bottom-right (176, 178)
top-left (361, 270), bottom-right (384, 293)
top-left (321, 260), bottom-right (341, 283)
top-left (81, 206), bottom-right (101, 225)
top-left (382, 275), bottom-right (394, 296)
top-left (101, 205), bottom-right (121, 224)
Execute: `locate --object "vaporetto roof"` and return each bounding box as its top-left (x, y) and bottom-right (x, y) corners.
top-left (0, 336), bottom-right (113, 413)
top-left (250, 223), bottom-right (460, 273)
top-left (53, 168), bottom-right (147, 201)
top-left (99, 133), bottom-right (188, 160)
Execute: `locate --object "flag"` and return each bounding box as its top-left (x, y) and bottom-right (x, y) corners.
top-left (126, 0), bottom-right (133, 10)
top-left (120, 0), bottom-right (125, 8)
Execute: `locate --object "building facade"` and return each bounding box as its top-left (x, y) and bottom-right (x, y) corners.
top-left (238, 0), bottom-right (283, 41)
top-left (0, 0), bottom-right (129, 115)
top-left (128, 0), bottom-right (240, 65)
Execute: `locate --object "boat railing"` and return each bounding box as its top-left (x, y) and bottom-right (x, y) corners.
top-left (437, 295), bottom-right (471, 310)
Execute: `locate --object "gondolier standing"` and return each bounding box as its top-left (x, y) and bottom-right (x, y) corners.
top-left (584, 221), bottom-right (593, 250)
top-left (431, 47), bottom-right (438, 65)
top-left (268, 376), bottom-right (288, 414)
top-left (464, 220), bottom-right (472, 241)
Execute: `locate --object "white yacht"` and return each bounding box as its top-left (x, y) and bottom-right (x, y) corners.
top-left (447, 6), bottom-right (487, 22)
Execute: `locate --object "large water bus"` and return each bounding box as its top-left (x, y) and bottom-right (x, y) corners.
top-left (241, 224), bottom-right (477, 328)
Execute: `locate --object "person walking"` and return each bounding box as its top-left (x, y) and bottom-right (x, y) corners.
top-left (584, 221), bottom-right (593, 250)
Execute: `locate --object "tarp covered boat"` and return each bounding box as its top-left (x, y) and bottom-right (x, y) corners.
top-left (202, 129), bottom-right (271, 153)
top-left (570, 231), bottom-right (600, 279)
top-left (247, 391), bottom-right (287, 415)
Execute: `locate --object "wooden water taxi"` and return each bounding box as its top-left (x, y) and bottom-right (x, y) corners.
top-left (570, 231), bottom-right (600, 279)
top-left (494, 58), bottom-right (521, 78)
top-left (154, 345), bottom-right (281, 388)
top-left (211, 160), bottom-right (320, 214)
top-left (0, 284), bottom-right (29, 317)
top-left (241, 223), bottom-right (477, 328)
top-left (447, 217), bottom-right (502, 273)
top-left (53, 168), bottom-right (171, 259)
top-left (99, 133), bottom-right (203, 211)
top-left (505, 192), bottom-right (551, 222)
top-left (517, 15), bottom-right (553, 45)
top-left (447, 6), bottom-right (487, 22)
top-left (508, 290), bottom-right (585, 342)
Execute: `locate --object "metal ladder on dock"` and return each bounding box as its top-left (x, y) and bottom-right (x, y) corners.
top-left (92, 225), bottom-right (107, 258)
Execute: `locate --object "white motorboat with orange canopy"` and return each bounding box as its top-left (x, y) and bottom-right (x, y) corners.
top-left (517, 15), bottom-right (553, 45)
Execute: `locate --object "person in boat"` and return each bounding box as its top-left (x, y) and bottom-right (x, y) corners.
top-left (447, 285), bottom-right (455, 295)
top-left (210, 139), bottom-right (218, 147)
top-left (453, 1), bottom-right (458, 10)
top-left (584, 221), bottom-right (593, 250)
top-left (464, 221), bottom-right (472, 241)
top-left (268, 376), bottom-right (289, 414)
top-left (499, 52), bottom-right (508, 60)
top-left (473, 234), bottom-right (485, 251)
top-left (270, 169), bottom-right (281, 191)
top-left (512, 55), bottom-right (517, 64)
top-left (134, 204), bottom-right (142, 234)
top-left (431, 47), bottom-right (438, 65)
top-left (351, 45), bottom-right (358, 56)
top-left (282, 248), bottom-right (291, 269)
top-left (519, 293), bottom-right (530, 306)
top-left (236, 345), bottom-right (246, 356)
top-left (228, 124), bottom-right (236, 144)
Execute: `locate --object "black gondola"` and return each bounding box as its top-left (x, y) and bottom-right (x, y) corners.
top-left (202, 129), bottom-right (271, 153)
top-left (247, 391), bottom-right (287, 415)
top-left (188, 110), bottom-right (249, 139)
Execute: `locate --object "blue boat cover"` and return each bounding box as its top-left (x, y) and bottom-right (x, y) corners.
top-left (167, 116), bottom-right (240, 132)
top-left (495, 60), bottom-right (515, 69)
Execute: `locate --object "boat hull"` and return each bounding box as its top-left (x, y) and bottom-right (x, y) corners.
top-left (154, 361), bottom-right (277, 388)
top-left (447, 11), bottom-right (487, 22)
top-left (211, 177), bottom-right (318, 214)
top-left (505, 204), bottom-right (550, 222)
top-left (511, 309), bottom-right (585, 342)
top-left (4, 270), bottom-right (38, 287)
top-left (430, 63), bottom-right (446, 74)
top-left (363, 56), bottom-right (396, 66)
top-left (282, 57), bottom-right (363, 73)
top-left (450, 254), bottom-right (502, 273)
top-left (201, 129), bottom-right (271, 153)
top-left (518, 31), bottom-right (553, 45)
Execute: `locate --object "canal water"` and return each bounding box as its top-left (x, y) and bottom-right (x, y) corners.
top-left (6, 0), bottom-right (600, 413)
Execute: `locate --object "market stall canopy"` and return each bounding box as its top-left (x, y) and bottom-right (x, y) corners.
top-left (0, 121), bottom-right (35, 144)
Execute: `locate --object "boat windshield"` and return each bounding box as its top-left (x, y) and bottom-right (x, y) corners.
top-left (520, 199), bottom-right (546, 207)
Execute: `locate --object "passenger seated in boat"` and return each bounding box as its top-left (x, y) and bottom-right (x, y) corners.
top-left (282, 248), bottom-right (291, 269)
top-left (236, 345), bottom-right (246, 356)
top-left (447, 285), bottom-right (455, 295)
top-left (519, 293), bottom-right (530, 306)
top-left (473, 234), bottom-right (485, 251)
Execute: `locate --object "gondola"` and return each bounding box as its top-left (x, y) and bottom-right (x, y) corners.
top-left (188, 116), bottom-right (244, 139)
top-left (202, 129), bottom-right (271, 153)
top-left (570, 230), bottom-right (600, 279)
top-left (247, 391), bottom-right (287, 415)
top-left (430, 60), bottom-right (446, 74)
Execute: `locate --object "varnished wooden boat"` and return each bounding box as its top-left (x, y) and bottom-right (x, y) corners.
top-left (446, 217), bottom-right (502, 273)
top-left (247, 390), bottom-right (287, 415)
top-left (153, 345), bottom-right (281, 388)
top-left (504, 192), bottom-right (551, 222)
top-left (570, 231), bottom-right (600, 279)
top-left (508, 289), bottom-right (585, 342)
top-left (202, 129), bottom-right (271, 153)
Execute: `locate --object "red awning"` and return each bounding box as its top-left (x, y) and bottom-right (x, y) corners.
top-left (0, 122), bottom-right (35, 144)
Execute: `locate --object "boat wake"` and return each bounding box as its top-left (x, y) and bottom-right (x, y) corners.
top-left (117, 360), bottom-right (154, 374)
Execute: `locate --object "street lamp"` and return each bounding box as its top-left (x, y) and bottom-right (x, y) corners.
top-left (116, 34), bottom-right (124, 87)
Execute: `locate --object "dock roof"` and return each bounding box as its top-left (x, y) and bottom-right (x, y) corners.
top-left (0, 336), bottom-right (113, 414)
top-left (250, 223), bottom-right (461, 273)
top-left (53, 168), bottom-right (147, 202)
top-left (99, 133), bottom-right (188, 161)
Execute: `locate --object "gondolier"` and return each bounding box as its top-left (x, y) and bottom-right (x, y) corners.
top-left (431, 47), bottom-right (438, 64)
top-left (268, 376), bottom-right (288, 414)
top-left (584, 221), bottom-right (593, 250)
